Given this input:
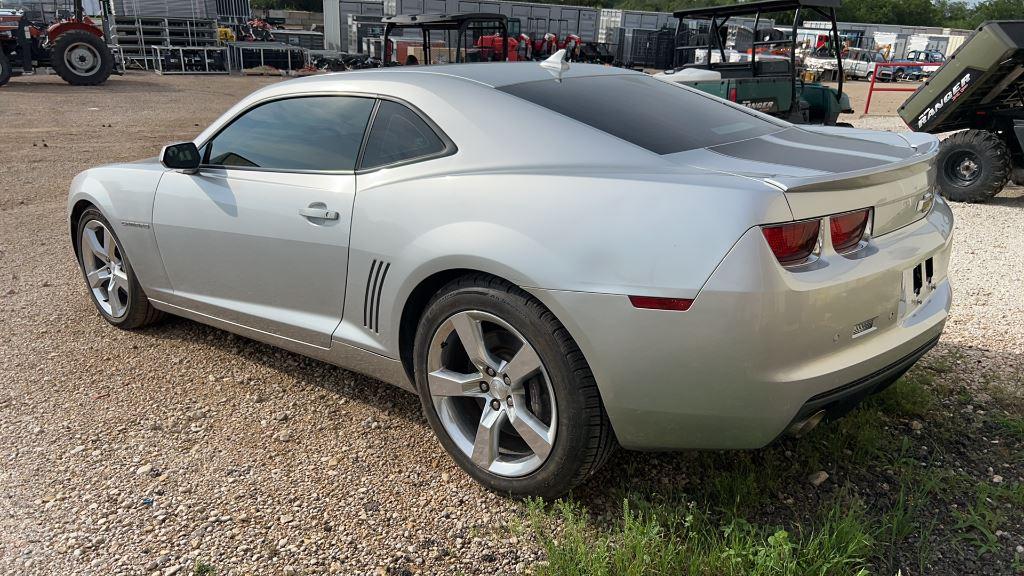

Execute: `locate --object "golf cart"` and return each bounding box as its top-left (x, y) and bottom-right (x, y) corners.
top-left (380, 13), bottom-right (512, 66)
top-left (656, 0), bottom-right (852, 126)
top-left (898, 21), bottom-right (1024, 202)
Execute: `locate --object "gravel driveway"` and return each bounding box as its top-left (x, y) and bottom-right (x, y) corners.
top-left (1, 73), bottom-right (1022, 576)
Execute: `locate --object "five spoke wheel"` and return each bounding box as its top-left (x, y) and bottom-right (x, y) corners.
top-left (80, 219), bottom-right (130, 318)
top-left (427, 310), bottom-right (557, 477)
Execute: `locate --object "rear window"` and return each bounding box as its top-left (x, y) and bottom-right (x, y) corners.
top-left (498, 74), bottom-right (782, 154)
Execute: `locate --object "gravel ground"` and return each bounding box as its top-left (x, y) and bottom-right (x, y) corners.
top-left (1, 72), bottom-right (1023, 576)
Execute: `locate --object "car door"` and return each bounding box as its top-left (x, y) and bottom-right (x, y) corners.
top-left (152, 95), bottom-right (376, 348)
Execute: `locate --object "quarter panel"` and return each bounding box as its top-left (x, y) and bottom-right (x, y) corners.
top-left (67, 162), bottom-right (171, 296)
top-left (341, 161), bottom-right (792, 357)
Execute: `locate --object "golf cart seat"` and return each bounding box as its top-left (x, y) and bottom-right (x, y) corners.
top-left (682, 58), bottom-right (791, 79)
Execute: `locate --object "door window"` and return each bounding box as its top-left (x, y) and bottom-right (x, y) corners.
top-left (359, 100), bottom-right (448, 170)
top-left (204, 96), bottom-right (375, 171)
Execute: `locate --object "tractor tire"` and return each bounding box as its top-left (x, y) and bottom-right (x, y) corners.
top-left (51, 30), bottom-right (112, 86)
top-left (936, 130), bottom-right (1011, 203)
top-left (0, 51), bottom-right (11, 87)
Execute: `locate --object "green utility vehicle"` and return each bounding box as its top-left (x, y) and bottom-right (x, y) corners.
top-left (662, 0), bottom-right (852, 125)
top-left (898, 20), bottom-right (1024, 202)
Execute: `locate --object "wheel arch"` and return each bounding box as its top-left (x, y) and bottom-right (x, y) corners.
top-left (46, 21), bottom-right (103, 44)
top-left (397, 268), bottom-right (503, 383)
top-left (69, 198), bottom-right (99, 256)
top-left (394, 268), bottom-right (600, 401)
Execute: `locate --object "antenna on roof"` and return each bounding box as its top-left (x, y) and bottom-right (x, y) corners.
top-left (540, 49), bottom-right (569, 82)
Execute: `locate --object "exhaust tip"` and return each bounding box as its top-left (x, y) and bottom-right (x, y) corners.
top-left (787, 410), bottom-right (826, 438)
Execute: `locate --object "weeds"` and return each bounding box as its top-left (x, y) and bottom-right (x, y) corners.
top-left (525, 364), bottom-right (1024, 575)
top-left (529, 496), bottom-right (872, 576)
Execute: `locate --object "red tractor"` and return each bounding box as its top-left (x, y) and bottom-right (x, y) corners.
top-left (0, 0), bottom-right (113, 87)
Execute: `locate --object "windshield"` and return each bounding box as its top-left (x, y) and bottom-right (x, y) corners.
top-left (499, 74), bottom-right (784, 155)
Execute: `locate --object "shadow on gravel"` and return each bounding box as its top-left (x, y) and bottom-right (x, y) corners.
top-left (986, 189), bottom-right (1024, 207)
top-left (129, 313), bottom-right (1024, 575)
top-left (137, 314), bottom-right (426, 426)
top-left (1, 77), bottom-right (172, 94)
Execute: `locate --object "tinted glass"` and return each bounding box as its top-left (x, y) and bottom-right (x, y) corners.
top-left (360, 100), bottom-right (447, 169)
top-left (499, 74), bottom-right (782, 154)
top-left (206, 96), bottom-right (374, 171)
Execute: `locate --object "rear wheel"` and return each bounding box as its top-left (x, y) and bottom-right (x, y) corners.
top-left (0, 51), bottom-right (11, 86)
top-left (936, 129), bottom-right (1011, 203)
top-left (51, 30), bottom-right (112, 86)
top-left (413, 274), bottom-right (615, 499)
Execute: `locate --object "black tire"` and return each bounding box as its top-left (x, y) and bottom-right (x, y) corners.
top-left (413, 274), bottom-right (616, 499)
top-left (51, 30), bottom-right (112, 86)
top-left (936, 130), bottom-right (1011, 203)
top-left (75, 208), bottom-right (164, 329)
top-left (0, 51), bottom-right (11, 87)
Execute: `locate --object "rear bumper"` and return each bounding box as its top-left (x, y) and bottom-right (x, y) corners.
top-left (787, 333), bottom-right (938, 428)
top-left (528, 197), bottom-right (953, 451)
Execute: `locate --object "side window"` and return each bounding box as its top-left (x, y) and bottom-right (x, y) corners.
top-left (205, 96), bottom-right (375, 171)
top-left (359, 100), bottom-right (447, 170)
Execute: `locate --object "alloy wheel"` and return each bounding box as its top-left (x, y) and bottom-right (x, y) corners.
top-left (80, 220), bottom-right (130, 318)
top-left (427, 310), bottom-right (557, 477)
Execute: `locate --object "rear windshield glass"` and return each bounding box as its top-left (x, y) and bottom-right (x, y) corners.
top-left (498, 74), bottom-right (783, 154)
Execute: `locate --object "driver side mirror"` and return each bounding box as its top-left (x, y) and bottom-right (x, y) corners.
top-left (160, 142), bottom-right (201, 173)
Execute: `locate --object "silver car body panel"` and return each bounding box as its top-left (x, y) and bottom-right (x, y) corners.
top-left (68, 63), bottom-right (953, 449)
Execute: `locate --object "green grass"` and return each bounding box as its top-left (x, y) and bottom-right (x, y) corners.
top-left (193, 560), bottom-right (216, 576)
top-left (528, 497), bottom-right (873, 576)
top-left (873, 374), bottom-right (935, 418)
top-left (523, 366), bottom-right (1023, 575)
top-left (995, 415), bottom-right (1024, 439)
top-left (952, 483), bottom-right (1008, 558)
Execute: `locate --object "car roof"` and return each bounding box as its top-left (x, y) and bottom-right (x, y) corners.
top-left (280, 62), bottom-right (641, 90)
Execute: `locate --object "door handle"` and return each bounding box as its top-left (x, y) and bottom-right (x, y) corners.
top-left (299, 207), bottom-right (340, 220)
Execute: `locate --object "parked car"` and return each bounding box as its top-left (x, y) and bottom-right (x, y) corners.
top-left (68, 63), bottom-right (953, 498)
top-left (878, 50), bottom-right (947, 82)
top-left (840, 47), bottom-right (887, 80)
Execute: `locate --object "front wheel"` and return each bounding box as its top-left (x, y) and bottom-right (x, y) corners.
top-left (413, 275), bottom-right (616, 499)
top-left (936, 130), bottom-right (1011, 203)
top-left (51, 30), bottom-right (113, 86)
top-left (75, 208), bottom-right (163, 328)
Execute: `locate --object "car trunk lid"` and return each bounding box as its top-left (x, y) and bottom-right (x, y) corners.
top-left (675, 126), bottom-right (939, 235)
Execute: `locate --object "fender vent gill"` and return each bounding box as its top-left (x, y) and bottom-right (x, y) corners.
top-left (363, 258), bottom-right (390, 333)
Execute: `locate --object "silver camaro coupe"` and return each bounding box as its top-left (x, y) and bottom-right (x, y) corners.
top-left (68, 62), bottom-right (953, 498)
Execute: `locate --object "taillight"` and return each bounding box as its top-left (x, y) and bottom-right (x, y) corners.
top-left (830, 208), bottom-right (872, 253)
top-left (628, 295), bottom-right (693, 311)
top-left (728, 87), bottom-right (737, 102)
top-left (761, 220), bottom-right (820, 265)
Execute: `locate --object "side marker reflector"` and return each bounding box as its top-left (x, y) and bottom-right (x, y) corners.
top-left (628, 296), bottom-right (694, 311)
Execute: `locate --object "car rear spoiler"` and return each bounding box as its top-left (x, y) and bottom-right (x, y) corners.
top-left (765, 137), bottom-right (939, 192)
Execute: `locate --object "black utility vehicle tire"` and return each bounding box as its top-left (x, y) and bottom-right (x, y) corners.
top-left (413, 274), bottom-right (616, 499)
top-left (936, 130), bottom-right (1011, 203)
top-left (52, 30), bottom-right (113, 86)
top-left (75, 208), bottom-right (164, 329)
top-left (0, 51), bottom-right (11, 86)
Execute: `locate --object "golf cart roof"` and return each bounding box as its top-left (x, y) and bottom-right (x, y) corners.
top-left (674, 0), bottom-right (841, 19)
top-left (382, 13), bottom-right (506, 26)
